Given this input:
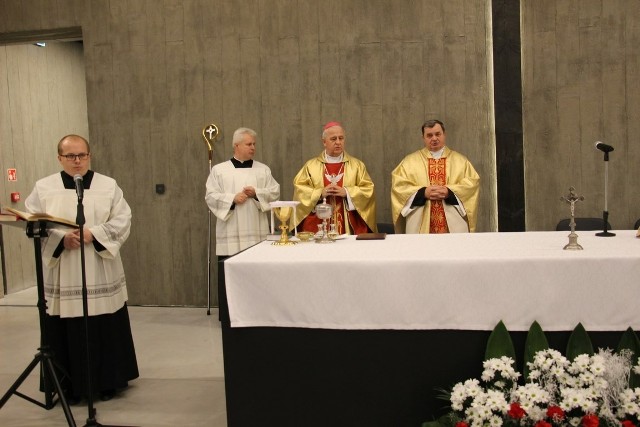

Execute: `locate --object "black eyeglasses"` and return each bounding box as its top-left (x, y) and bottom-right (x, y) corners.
top-left (61, 153), bottom-right (90, 161)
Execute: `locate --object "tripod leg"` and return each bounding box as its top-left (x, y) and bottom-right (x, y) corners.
top-left (41, 353), bottom-right (55, 409)
top-left (0, 352), bottom-right (77, 426)
top-left (0, 355), bottom-right (41, 408)
top-left (39, 344), bottom-right (72, 410)
top-left (43, 357), bottom-right (77, 427)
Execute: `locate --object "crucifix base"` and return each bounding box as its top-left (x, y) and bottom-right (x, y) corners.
top-left (563, 232), bottom-right (583, 250)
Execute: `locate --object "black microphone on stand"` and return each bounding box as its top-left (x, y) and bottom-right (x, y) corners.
top-left (74, 174), bottom-right (84, 201)
top-left (71, 177), bottom-right (97, 426)
top-left (595, 141), bottom-right (614, 153)
top-left (594, 141), bottom-right (615, 237)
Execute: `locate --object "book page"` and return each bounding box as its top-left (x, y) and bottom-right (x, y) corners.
top-left (3, 207), bottom-right (77, 228)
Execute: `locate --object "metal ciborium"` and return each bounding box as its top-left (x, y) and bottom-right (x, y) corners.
top-left (315, 197), bottom-right (334, 244)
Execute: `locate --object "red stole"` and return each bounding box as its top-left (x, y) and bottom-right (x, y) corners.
top-left (299, 162), bottom-right (370, 235)
top-left (428, 158), bottom-right (449, 234)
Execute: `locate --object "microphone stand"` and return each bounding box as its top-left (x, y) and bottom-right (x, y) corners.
top-left (75, 190), bottom-right (102, 426)
top-left (596, 150), bottom-right (615, 237)
top-left (0, 220), bottom-right (77, 427)
top-left (74, 179), bottom-right (134, 427)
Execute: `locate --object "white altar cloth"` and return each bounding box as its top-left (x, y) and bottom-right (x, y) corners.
top-left (223, 231), bottom-right (640, 331)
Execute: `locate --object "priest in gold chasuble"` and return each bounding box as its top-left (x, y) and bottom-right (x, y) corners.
top-left (293, 122), bottom-right (377, 235)
top-left (391, 120), bottom-right (480, 234)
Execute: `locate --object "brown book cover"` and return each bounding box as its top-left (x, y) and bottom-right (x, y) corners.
top-left (356, 233), bottom-right (387, 240)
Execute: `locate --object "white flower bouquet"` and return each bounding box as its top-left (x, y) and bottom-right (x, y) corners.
top-left (425, 322), bottom-right (640, 427)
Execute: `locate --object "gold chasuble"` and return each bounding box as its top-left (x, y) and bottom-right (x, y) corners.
top-left (293, 151), bottom-right (376, 234)
top-left (391, 147), bottom-right (480, 234)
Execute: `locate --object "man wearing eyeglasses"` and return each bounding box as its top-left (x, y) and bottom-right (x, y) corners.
top-left (24, 134), bottom-right (138, 403)
top-left (205, 127), bottom-right (280, 257)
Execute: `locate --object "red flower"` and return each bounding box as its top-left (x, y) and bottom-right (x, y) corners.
top-left (546, 405), bottom-right (565, 421)
top-left (508, 402), bottom-right (526, 419)
top-left (455, 422), bottom-right (469, 427)
top-left (621, 421), bottom-right (636, 427)
top-left (535, 421), bottom-right (552, 427)
top-left (582, 414), bottom-right (599, 427)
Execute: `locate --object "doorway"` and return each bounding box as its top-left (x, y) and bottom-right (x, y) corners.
top-left (0, 28), bottom-right (89, 297)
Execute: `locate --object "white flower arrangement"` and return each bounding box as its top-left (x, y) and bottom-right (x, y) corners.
top-left (445, 350), bottom-right (640, 427)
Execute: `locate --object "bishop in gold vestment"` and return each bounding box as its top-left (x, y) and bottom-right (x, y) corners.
top-left (293, 122), bottom-right (376, 235)
top-left (391, 120), bottom-right (480, 234)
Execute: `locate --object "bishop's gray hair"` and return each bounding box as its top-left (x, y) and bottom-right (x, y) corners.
top-left (321, 124), bottom-right (345, 139)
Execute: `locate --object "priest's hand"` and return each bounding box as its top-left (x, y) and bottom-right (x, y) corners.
top-left (243, 186), bottom-right (256, 198)
top-left (234, 192), bottom-right (249, 205)
top-left (323, 184), bottom-right (346, 198)
top-left (82, 227), bottom-right (94, 244)
top-left (425, 185), bottom-right (449, 200)
top-left (63, 230), bottom-right (82, 249)
top-left (64, 228), bottom-right (94, 250)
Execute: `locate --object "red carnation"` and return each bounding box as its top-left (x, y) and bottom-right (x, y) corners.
top-left (535, 421), bottom-right (552, 427)
top-left (621, 421), bottom-right (636, 427)
top-left (582, 414), bottom-right (599, 427)
top-left (455, 421), bottom-right (469, 427)
top-left (508, 402), bottom-right (526, 419)
top-left (546, 405), bottom-right (565, 421)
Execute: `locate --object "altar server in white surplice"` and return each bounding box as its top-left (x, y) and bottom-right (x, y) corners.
top-left (205, 127), bottom-right (280, 257)
top-left (25, 134), bottom-right (138, 403)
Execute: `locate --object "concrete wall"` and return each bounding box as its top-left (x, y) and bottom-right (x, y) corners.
top-left (0, 0), bottom-right (497, 306)
top-left (521, 0), bottom-right (640, 230)
top-left (7, 1), bottom-right (638, 306)
top-left (0, 40), bottom-right (88, 296)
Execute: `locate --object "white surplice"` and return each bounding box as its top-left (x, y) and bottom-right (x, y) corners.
top-left (25, 172), bottom-right (131, 318)
top-left (205, 160), bottom-right (280, 256)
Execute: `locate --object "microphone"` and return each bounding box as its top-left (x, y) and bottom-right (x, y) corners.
top-left (595, 141), bottom-right (614, 153)
top-left (74, 174), bottom-right (84, 200)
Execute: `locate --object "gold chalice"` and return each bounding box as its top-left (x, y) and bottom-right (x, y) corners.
top-left (272, 206), bottom-right (297, 246)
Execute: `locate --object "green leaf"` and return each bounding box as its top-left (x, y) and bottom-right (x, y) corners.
top-left (523, 321), bottom-right (549, 380)
top-left (616, 327), bottom-right (640, 355)
top-left (485, 320), bottom-right (516, 361)
top-left (566, 323), bottom-right (594, 360)
top-left (616, 327), bottom-right (640, 388)
top-left (422, 414), bottom-right (457, 427)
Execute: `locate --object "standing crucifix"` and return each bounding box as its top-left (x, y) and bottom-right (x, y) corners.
top-left (560, 186), bottom-right (585, 250)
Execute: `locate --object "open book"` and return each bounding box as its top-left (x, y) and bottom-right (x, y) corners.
top-left (1, 207), bottom-right (78, 228)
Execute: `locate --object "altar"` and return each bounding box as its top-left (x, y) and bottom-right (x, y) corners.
top-left (219, 231), bottom-right (640, 427)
